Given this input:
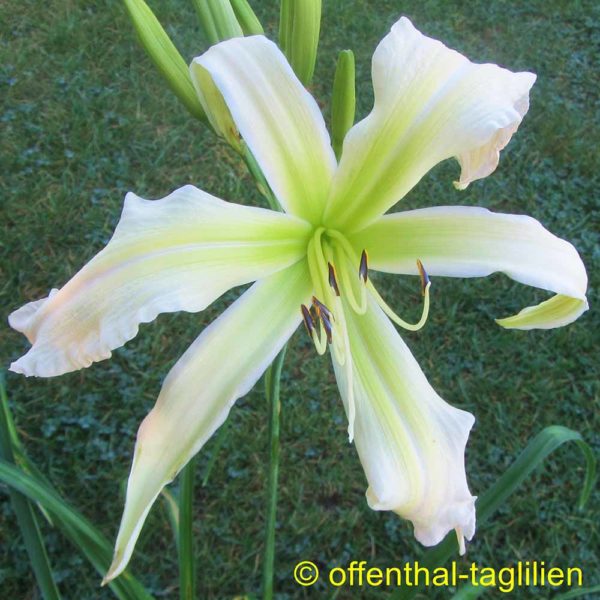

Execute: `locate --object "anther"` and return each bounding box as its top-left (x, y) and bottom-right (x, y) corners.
top-left (417, 259), bottom-right (430, 296)
top-left (312, 296), bottom-right (333, 322)
top-left (359, 250), bottom-right (369, 283)
top-left (328, 262), bottom-right (341, 296)
top-left (320, 312), bottom-right (333, 344)
top-left (301, 304), bottom-right (315, 336)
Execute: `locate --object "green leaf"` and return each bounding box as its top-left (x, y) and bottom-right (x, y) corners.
top-left (261, 346), bottom-right (287, 600)
top-left (391, 426), bottom-right (597, 600)
top-left (279, 0), bottom-right (321, 86)
top-left (0, 374), bottom-right (62, 600)
top-left (553, 585), bottom-right (600, 599)
top-left (0, 460), bottom-right (154, 600)
top-left (331, 49), bottom-right (355, 160)
top-left (122, 0), bottom-right (206, 121)
top-left (178, 458), bottom-right (197, 600)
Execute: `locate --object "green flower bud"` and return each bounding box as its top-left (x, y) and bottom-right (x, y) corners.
top-left (122, 0), bottom-right (206, 121)
top-left (331, 49), bottom-right (356, 160)
top-left (230, 0), bottom-right (264, 36)
top-left (189, 60), bottom-right (243, 153)
top-left (192, 0), bottom-right (243, 46)
top-left (279, 0), bottom-right (322, 86)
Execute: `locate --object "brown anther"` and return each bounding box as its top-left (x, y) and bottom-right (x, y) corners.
top-left (320, 312), bottom-right (333, 344)
top-left (416, 259), bottom-right (430, 296)
top-left (301, 304), bottom-right (315, 335)
top-left (359, 249), bottom-right (369, 283)
top-left (312, 296), bottom-right (333, 321)
top-left (328, 262), bottom-right (341, 296)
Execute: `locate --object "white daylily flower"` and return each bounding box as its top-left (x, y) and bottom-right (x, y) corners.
top-left (8, 17), bottom-right (587, 582)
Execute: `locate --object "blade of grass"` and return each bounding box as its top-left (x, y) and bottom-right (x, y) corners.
top-left (0, 374), bottom-right (62, 600)
top-left (392, 425), bottom-right (597, 600)
top-left (450, 582), bottom-right (489, 599)
top-left (261, 345), bottom-right (287, 600)
top-left (161, 487), bottom-right (180, 546)
top-left (179, 457), bottom-right (196, 600)
top-left (553, 585), bottom-right (600, 599)
top-left (201, 420), bottom-right (229, 487)
top-left (0, 460), bottom-right (154, 600)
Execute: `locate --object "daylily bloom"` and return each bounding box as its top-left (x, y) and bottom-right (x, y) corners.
top-left (8, 17), bottom-right (587, 582)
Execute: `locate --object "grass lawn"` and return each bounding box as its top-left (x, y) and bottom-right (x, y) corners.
top-left (1, 0), bottom-right (598, 598)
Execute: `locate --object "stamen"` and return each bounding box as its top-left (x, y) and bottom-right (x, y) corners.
top-left (331, 294), bottom-right (355, 440)
top-left (417, 259), bottom-right (430, 296)
top-left (301, 304), bottom-right (328, 354)
top-left (328, 262), bottom-right (341, 296)
top-left (320, 311), bottom-right (333, 345)
top-left (311, 296), bottom-right (334, 346)
top-left (312, 323), bottom-right (328, 355)
top-left (332, 246), bottom-right (367, 315)
top-left (368, 260), bottom-right (431, 331)
top-left (306, 227), bottom-right (330, 305)
top-left (312, 296), bottom-right (333, 323)
top-left (359, 249), bottom-right (369, 283)
top-left (301, 304), bottom-right (315, 335)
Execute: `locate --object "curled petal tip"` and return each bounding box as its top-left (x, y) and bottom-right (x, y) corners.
top-left (101, 566), bottom-right (116, 587)
top-left (455, 527), bottom-right (467, 555)
top-left (101, 547), bottom-right (129, 586)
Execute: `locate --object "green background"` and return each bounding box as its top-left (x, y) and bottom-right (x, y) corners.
top-left (1, 0), bottom-right (598, 597)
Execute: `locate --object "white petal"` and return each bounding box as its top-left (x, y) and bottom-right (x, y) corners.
top-left (324, 16), bottom-right (535, 231)
top-left (333, 295), bottom-right (476, 550)
top-left (9, 185), bottom-right (310, 377)
top-left (103, 260), bottom-right (312, 583)
top-left (350, 206), bottom-right (588, 329)
top-left (191, 36), bottom-right (336, 223)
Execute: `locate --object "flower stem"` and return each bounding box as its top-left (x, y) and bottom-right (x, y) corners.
top-left (261, 345), bottom-right (287, 600)
top-left (179, 457), bottom-right (196, 600)
top-left (241, 144), bottom-right (281, 212)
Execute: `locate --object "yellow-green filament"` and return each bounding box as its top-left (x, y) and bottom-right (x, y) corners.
top-left (334, 246), bottom-right (367, 314)
top-left (368, 280), bottom-right (431, 331)
top-left (307, 233), bottom-right (327, 302)
top-left (311, 322), bottom-right (328, 355)
top-left (332, 294), bottom-right (355, 441)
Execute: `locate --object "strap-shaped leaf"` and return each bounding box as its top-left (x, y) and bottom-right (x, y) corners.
top-left (0, 460), bottom-right (154, 600)
top-left (0, 376), bottom-right (61, 600)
